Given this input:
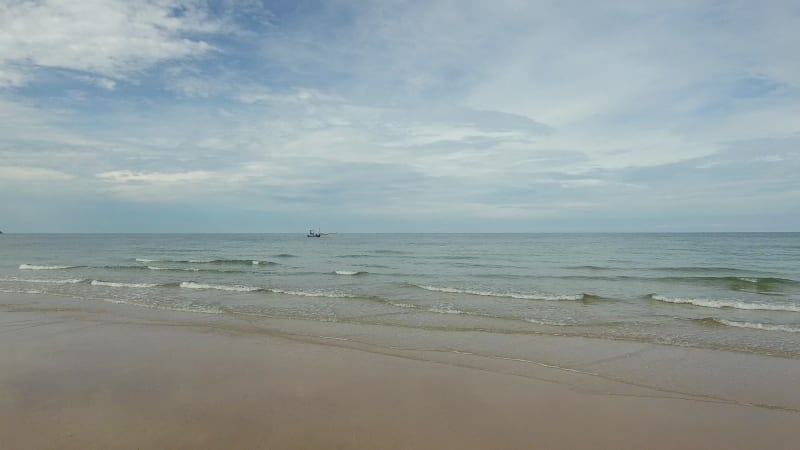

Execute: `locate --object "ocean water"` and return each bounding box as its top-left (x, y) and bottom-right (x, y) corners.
top-left (1, 233), bottom-right (799, 357)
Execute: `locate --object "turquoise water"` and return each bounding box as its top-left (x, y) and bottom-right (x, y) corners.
top-left (1, 233), bottom-right (799, 356)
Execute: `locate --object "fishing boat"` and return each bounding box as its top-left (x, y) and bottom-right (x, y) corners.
top-left (307, 228), bottom-right (336, 237)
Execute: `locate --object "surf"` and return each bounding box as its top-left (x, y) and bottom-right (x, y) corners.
top-left (19, 264), bottom-right (80, 270)
top-left (412, 284), bottom-right (595, 301)
top-left (648, 294), bottom-right (800, 312)
top-left (696, 318), bottom-right (800, 333)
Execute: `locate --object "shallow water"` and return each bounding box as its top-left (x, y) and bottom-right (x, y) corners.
top-left (1, 233), bottom-right (798, 356)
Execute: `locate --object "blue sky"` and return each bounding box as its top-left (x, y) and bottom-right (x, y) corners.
top-left (1, 0), bottom-right (798, 232)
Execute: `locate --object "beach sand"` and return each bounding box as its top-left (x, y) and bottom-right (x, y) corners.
top-left (1, 292), bottom-right (799, 449)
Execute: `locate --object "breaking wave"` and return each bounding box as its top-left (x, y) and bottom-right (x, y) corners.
top-left (178, 282), bottom-right (355, 298)
top-left (413, 284), bottom-right (595, 301)
top-left (334, 270), bottom-right (367, 276)
top-left (19, 264), bottom-right (79, 270)
top-left (90, 280), bottom-right (158, 288)
top-left (137, 258), bottom-right (277, 266)
top-left (7, 278), bottom-right (85, 284)
top-left (648, 294), bottom-right (800, 312)
top-left (147, 266), bottom-right (199, 272)
top-left (265, 288), bottom-right (356, 298)
top-left (179, 281), bottom-right (261, 292)
top-left (697, 318), bottom-right (800, 333)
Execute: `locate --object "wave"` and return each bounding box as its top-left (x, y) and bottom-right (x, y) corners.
top-left (265, 288), bottom-right (356, 298)
top-left (6, 278), bottom-right (85, 284)
top-left (40, 263), bottom-right (269, 274)
top-left (147, 266), bottom-right (198, 272)
top-left (729, 276), bottom-right (797, 285)
top-left (564, 265), bottom-right (781, 276)
top-left (412, 284), bottom-right (593, 301)
top-left (334, 270), bottom-right (367, 276)
top-left (102, 265), bottom-right (150, 271)
top-left (179, 281), bottom-right (261, 292)
top-left (648, 294), bottom-right (800, 312)
top-left (669, 276), bottom-right (799, 290)
top-left (137, 258), bottom-right (277, 266)
top-left (428, 306), bottom-right (467, 315)
top-left (697, 318), bottom-right (800, 333)
top-left (19, 264), bottom-right (80, 270)
top-left (564, 265), bottom-right (618, 270)
top-left (145, 266), bottom-right (246, 274)
top-left (177, 282), bottom-right (355, 298)
top-left (97, 297), bottom-right (225, 315)
top-left (0, 288), bottom-right (44, 294)
top-left (273, 253), bottom-right (298, 258)
top-left (537, 274), bottom-right (798, 293)
top-left (655, 266), bottom-right (760, 273)
top-left (90, 280), bottom-right (158, 288)
top-left (388, 301), bottom-right (417, 309)
top-left (525, 318), bottom-right (570, 326)
top-left (451, 262), bottom-right (529, 269)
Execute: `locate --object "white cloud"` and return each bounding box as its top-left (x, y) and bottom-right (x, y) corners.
top-left (96, 170), bottom-right (215, 184)
top-left (0, 0), bottom-right (221, 85)
top-left (0, 165), bottom-right (74, 182)
top-left (94, 78), bottom-right (117, 91)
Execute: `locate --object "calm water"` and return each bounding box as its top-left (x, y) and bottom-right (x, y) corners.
top-left (1, 233), bottom-right (799, 356)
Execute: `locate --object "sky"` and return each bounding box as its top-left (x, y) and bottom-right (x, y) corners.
top-left (0, 0), bottom-right (798, 232)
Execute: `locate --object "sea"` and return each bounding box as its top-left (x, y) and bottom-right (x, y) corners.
top-left (1, 233), bottom-right (799, 357)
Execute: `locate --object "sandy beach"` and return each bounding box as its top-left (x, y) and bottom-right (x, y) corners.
top-left (1, 292), bottom-right (799, 450)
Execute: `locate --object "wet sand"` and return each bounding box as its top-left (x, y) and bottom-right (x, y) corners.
top-left (1, 292), bottom-right (799, 449)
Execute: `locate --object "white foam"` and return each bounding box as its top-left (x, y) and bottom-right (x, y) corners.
top-left (651, 294), bottom-right (800, 312)
top-left (415, 285), bottom-right (583, 301)
top-left (335, 270), bottom-right (362, 275)
top-left (525, 318), bottom-right (569, 326)
top-left (0, 288), bottom-right (44, 294)
top-left (10, 278), bottom-right (84, 284)
top-left (147, 266), bottom-right (200, 272)
top-left (19, 264), bottom-right (76, 270)
top-left (91, 280), bottom-right (158, 288)
top-left (97, 297), bottom-right (225, 315)
top-left (266, 288), bottom-right (354, 298)
top-left (737, 277), bottom-right (760, 283)
top-left (715, 319), bottom-right (800, 333)
top-left (179, 282), bottom-right (260, 292)
top-left (389, 302), bottom-right (417, 309)
top-left (428, 306), bottom-right (466, 315)
top-left (135, 258), bottom-right (158, 262)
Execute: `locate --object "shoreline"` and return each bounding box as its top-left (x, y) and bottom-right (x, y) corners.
top-left (2, 292), bottom-right (799, 449)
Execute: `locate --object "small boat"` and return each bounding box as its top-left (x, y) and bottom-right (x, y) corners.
top-left (307, 228), bottom-right (335, 237)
